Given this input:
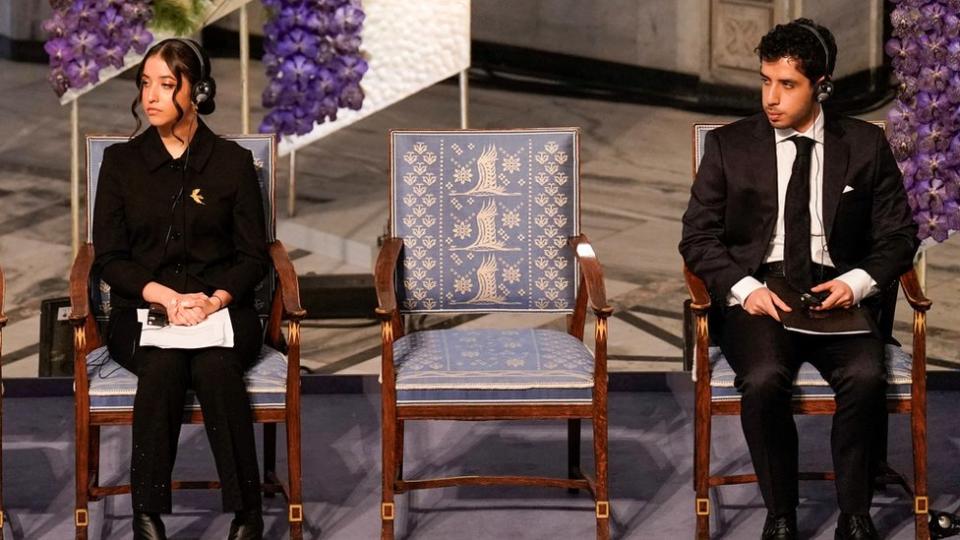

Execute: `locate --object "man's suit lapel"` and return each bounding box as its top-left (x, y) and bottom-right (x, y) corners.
top-left (822, 115), bottom-right (849, 239)
top-left (751, 116), bottom-right (779, 218)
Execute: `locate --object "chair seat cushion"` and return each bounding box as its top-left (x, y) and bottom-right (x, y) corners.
top-left (709, 344), bottom-right (912, 402)
top-left (85, 345), bottom-right (288, 412)
top-left (393, 328), bottom-right (595, 405)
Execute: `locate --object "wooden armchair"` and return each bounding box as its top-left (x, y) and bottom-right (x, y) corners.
top-left (376, 129), bottom-right (612, 539)
top-left (69, 134), bottom-right (306, 539)
top-left (685, 123), bottom-right (932, 539)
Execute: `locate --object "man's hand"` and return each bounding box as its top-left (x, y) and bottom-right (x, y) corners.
top-left (809, 279), bottom-right (854, 311)
top-left (743, 287), bottom-right (792, 321)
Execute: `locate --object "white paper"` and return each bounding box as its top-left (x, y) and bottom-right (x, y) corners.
top-left (137, 308), bottom-right (234, 349)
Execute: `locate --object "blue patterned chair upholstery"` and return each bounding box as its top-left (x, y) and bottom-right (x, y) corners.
top-left (685, 123), bottom-right (932, 538)
top-left (376, 129), bottom-right (613, 539)
top-left (69, 134), bottom-right (306, 539)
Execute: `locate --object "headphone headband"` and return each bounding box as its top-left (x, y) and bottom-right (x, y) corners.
top-left (169, 38), bottom-right (207, 81)
top-left (796, 23), bottom-right (833, 77)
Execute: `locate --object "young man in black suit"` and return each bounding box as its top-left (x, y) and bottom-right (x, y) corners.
top-left (679, 19), bottom-right (919, 540)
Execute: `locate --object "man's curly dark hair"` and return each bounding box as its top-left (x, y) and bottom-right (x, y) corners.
top-left (756, 18), bottom-right (837, 84)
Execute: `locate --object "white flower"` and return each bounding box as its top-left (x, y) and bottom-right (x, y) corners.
top-left (453, 166), bottom-right (472, 184)
top-left (502, 265), bottom-right (521, 284)
top-left (501, 209), bottom-right (521, 229)
top-left (502, 154), bottom-right (521, 173)
top-left (452, 220), bottom-right (472, 239)
top-left (454, 276), bottom-right (473, 295)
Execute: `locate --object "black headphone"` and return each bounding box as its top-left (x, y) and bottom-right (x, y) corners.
top-left (796, 23), bottom-right (834, 103)
top-left (141, 38), bottom-right (214, 105)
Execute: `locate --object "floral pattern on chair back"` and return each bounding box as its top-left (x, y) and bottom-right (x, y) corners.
top-left (391, 129), bottom-right (580, 313)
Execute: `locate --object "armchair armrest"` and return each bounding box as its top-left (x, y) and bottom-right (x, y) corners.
top-left (268, 241), bottom-right (307, 321)
top-left (899, 267), bottom-right (932, 313)
top-left (374, 237), bottom-right (403, 320)
top-left (570, 235), bottom-right (613, 317)
top-left (683, 265), bottom-right (712, 312)
top-left (69, 244), bottom-right (94, 326)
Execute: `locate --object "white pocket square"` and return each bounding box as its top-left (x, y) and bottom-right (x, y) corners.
top-left (842, 185), bottom-right (855, 193)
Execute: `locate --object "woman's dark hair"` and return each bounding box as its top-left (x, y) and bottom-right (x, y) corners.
top-left (130, 39), bottom-right (217, 140)
top-left (755, 18), bottom-right (837, 84)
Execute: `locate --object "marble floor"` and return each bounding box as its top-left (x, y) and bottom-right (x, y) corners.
top-left (1, 57), bottom-right (959, 378)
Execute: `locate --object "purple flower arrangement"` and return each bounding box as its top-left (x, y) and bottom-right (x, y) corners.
top-left (886, 0), bottom-right (960, 242)
top-left (259, 0), bottom-right (368, 137)
top-left (43, 0), bottom-right (154, 97)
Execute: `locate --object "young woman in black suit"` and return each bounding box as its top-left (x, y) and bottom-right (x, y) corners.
top-left (92, 38), bottom-right (268, 540)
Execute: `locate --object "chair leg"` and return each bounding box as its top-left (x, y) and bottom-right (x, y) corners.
top-left (694, 398), bottom-right (711, 539)
top-left (286, 417), bottom-right (303, 540)
top-left (568, 419), bottom-right (582, 494)
top-left (593, 410), bottom-right (609, 540)
top-left (381, 409), bottom-right (397, 540)
top-left (88, 426), bottom-right (100, 497)
top-left (912, 403), bottom-right (929, 540)
top-left (75, 415), bottom-right (90, 539)
top-left (395, 420), bottom-right (404, 481)
top-left (263, 423), bottom-right (277, 499)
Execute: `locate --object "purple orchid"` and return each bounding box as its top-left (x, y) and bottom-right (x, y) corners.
top-left (128, 25), bottom-right (154, 55)
top-left (99, 7), bottom-right (125, 37)
top-left (96, 43), bottom-right (126, 69)
top-left (919, 65), bottom-right (949, 92)
top-left (918, 33), bottom-right (948, 62)
top-left (335, 54), bottom-right (367, 82)
top-left (917, 210), bottom-right (950, 242)
top-left (920, 3), bottom-right (947, 32)
top-left (338, 83), bottom-right (364, 110)
top-left (916, 91), bottom-right (949, 123)
top-left (918, 123), bottom-right (949, 153)
top-left (69, 30), bottom-right (100, 57)
top-left (65, 57), bottom-right (100, 88)
top-left (277, 28), bottom-right (319, 58)
top-left (43, 0), bottom-right (154, 96)
top-left (44, 37), bottom-right (74, 65)
top-left (260, 0), bottom-right (367, 138)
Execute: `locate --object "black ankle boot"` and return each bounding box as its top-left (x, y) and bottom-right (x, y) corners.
top-left (227, 508), bottom-right (264, 540)
top-left (133, 512), bottom-right (167, 540)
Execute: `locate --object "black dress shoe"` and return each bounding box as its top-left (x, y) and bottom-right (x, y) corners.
top-left (133, 512), bottom-right (167, 540)
top-left (762, 512), bottom-right (798, 540)
top-left (227, 508), bottom-right (264, 540)
top-left (835, 513), bottom-right (879, 540)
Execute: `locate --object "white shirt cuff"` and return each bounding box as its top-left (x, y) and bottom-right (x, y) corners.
top-left (835, 268), bottom-right (878, 304)
top-left (726, 276), bottom-right (765, 307)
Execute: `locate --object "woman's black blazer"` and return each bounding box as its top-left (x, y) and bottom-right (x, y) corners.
top-left (92, 121), bottom-right (270, 308)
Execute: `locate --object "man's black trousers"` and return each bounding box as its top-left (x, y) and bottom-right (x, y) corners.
top-left (719, 305), bottom-right (887, 515)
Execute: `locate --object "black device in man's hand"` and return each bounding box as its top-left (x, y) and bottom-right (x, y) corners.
top-left (146, 303), bottom-right (169, 327)
top-left (799, 290), bottom-right (830, 309)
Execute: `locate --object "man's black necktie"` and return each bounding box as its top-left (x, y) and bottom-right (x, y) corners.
top-left (784, 136), bottom-right (816, 293)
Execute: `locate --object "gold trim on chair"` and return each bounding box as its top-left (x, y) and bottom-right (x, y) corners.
top-left (381, 502), bottom-right (396, 521)
top-left (288, 503), bottom-right (303, 522)
top-left (696, 498), bottom-right (710, 516)
top-left (595, 501), bottom-right (610, 519)
top-left (75, 509), bottom-right (89, 527)
top-left (915, 496), bottom-right (929, 514)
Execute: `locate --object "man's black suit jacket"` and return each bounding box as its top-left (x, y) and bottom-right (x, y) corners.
top-left (679, 112), bottom-right (919, 307)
